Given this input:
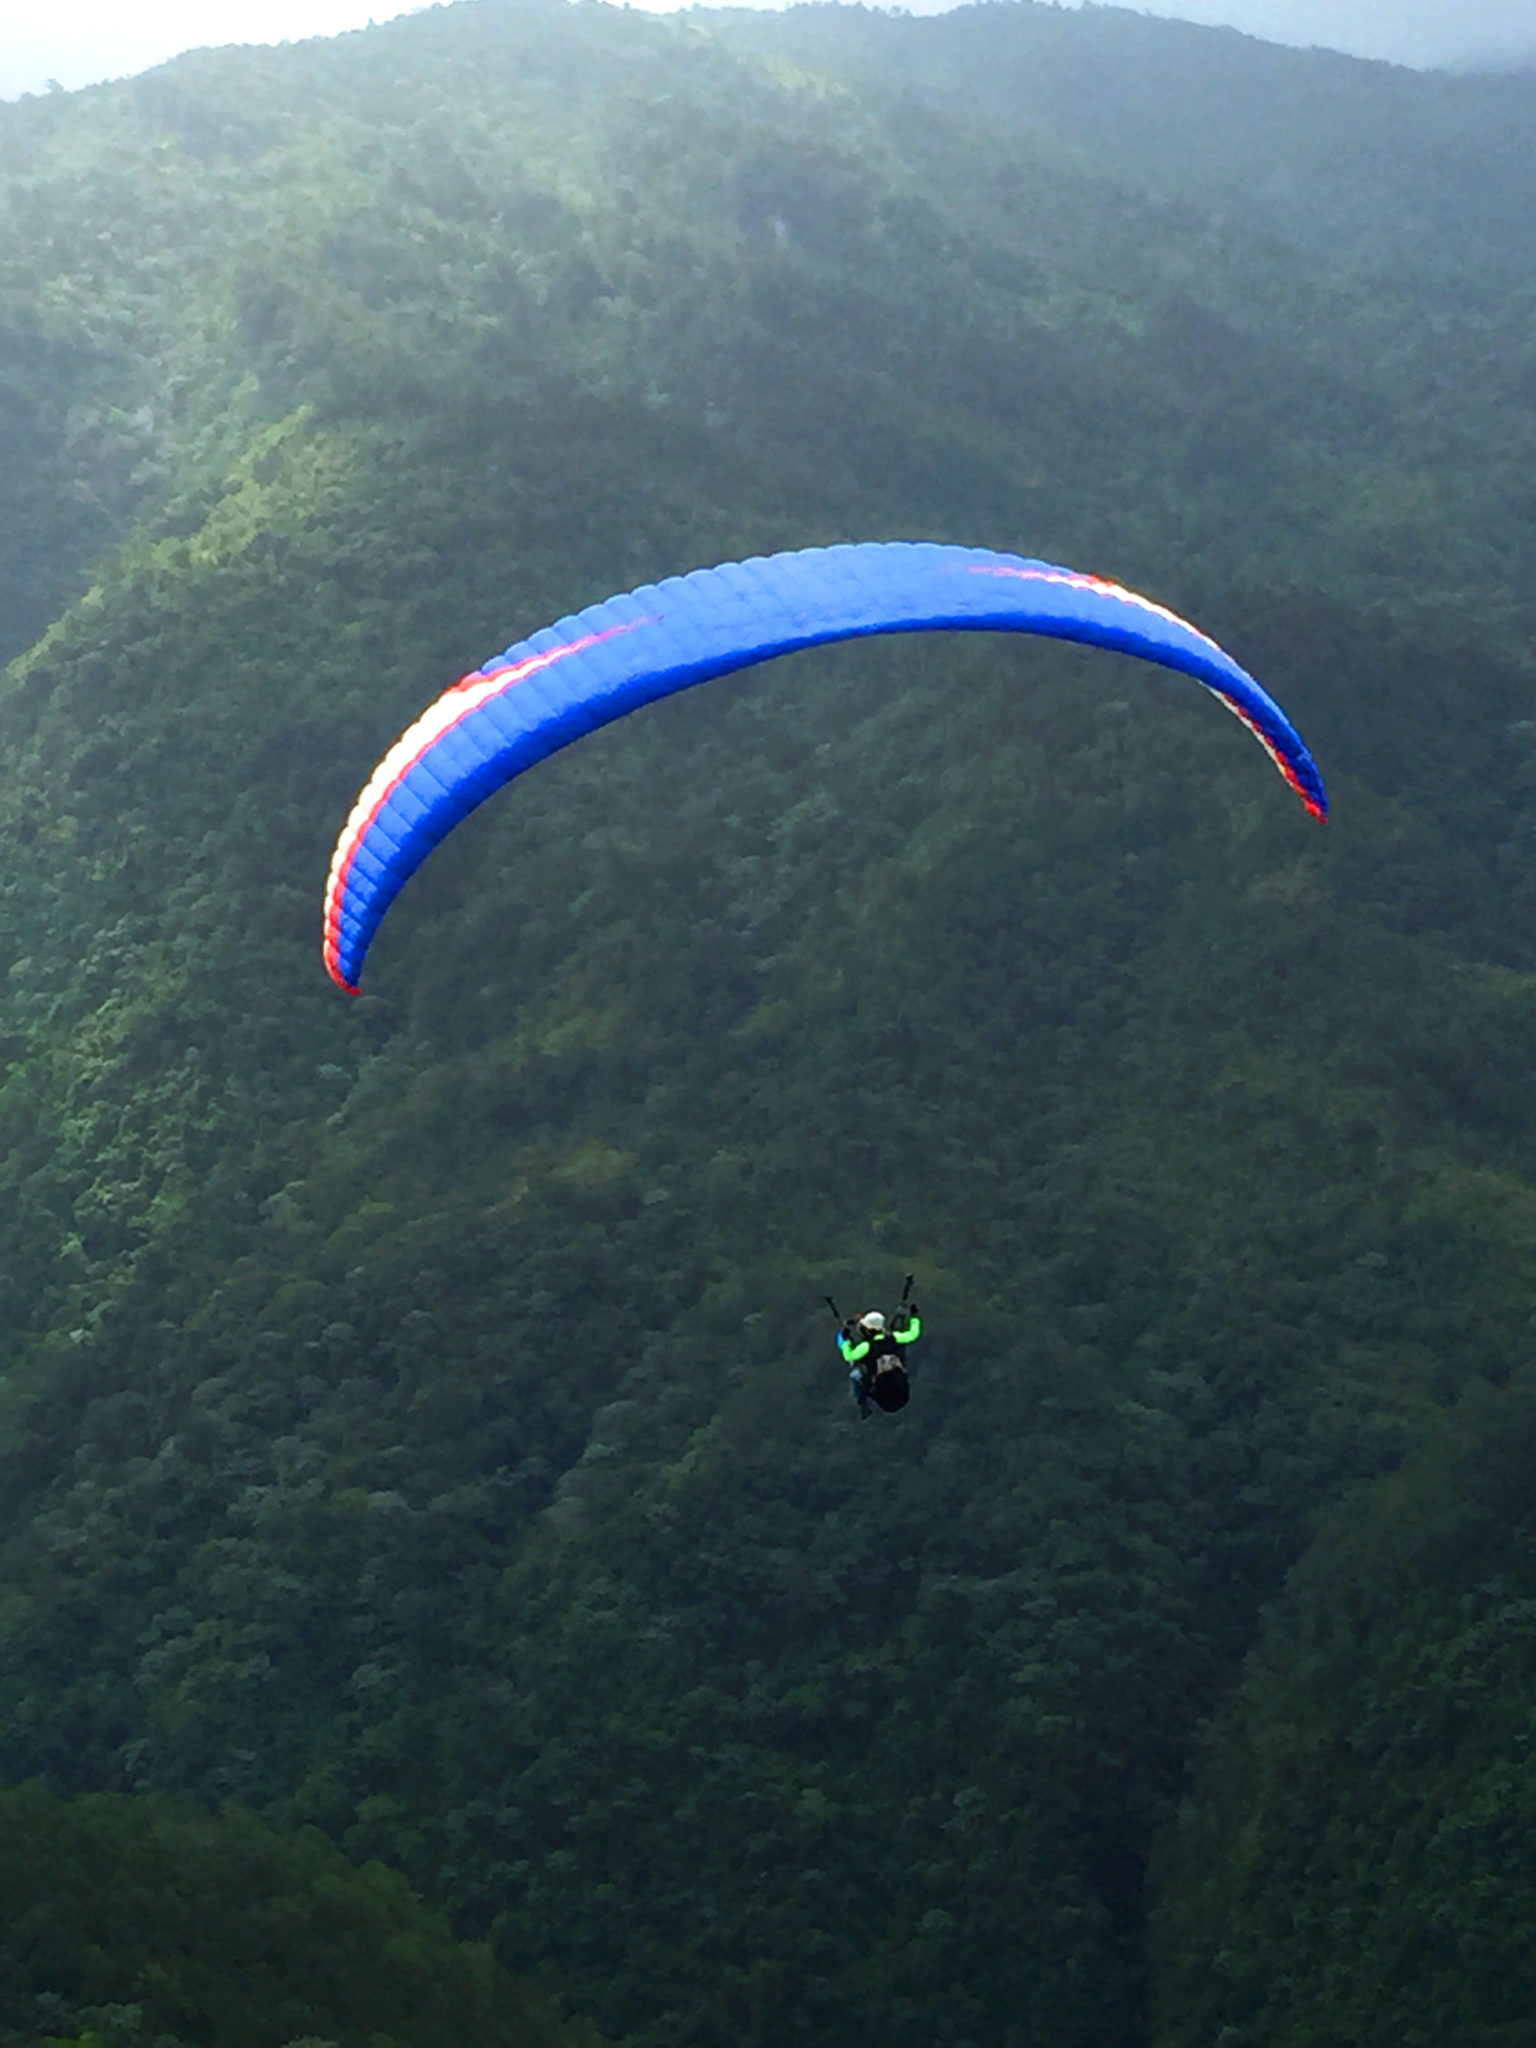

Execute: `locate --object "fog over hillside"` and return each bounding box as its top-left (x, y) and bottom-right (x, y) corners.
top-left (4, 0), bottom-right (1535, 101)
top-left (1107, 0), bottom-right (1536, 70)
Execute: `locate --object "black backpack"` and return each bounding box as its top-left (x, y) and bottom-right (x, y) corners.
top-left (869, 1361), bottom-right (910, 1412)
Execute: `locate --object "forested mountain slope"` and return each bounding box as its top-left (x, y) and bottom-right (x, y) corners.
top-left (0, 4), bottom-right (1534, 2043)
top-left (1152, 1377), bottom-right (1536, 2047)
top-left (0, 1785), bottom-right (598, 2048)
top-left (709, 1), bottom-right (1536, 285)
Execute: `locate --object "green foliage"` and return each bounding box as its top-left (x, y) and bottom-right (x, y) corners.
top-left (1150, 1375), bottom-right (1536, 2047)
top-left (0, 1781), bottom-right (598, 2048)
top-left (0, 4), bottom-right (1532, 2045)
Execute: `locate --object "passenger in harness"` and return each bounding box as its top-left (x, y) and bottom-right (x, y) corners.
top-left (837, 1294), bottom-right (922, 1417)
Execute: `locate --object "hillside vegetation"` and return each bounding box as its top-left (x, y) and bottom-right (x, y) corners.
top-left (0, 1783), bottom-right (597, 2048)
top-left (1, 3), bottom-right (1535, 2042)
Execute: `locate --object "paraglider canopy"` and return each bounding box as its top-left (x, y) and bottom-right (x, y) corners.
top-left (324, 541), bottom-right (1327, 991)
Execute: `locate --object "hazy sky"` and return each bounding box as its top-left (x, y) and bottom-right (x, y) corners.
top-left (0, 2), bottom-right (423, 100)
top-left (1, 0), bottom-right (1532, 100)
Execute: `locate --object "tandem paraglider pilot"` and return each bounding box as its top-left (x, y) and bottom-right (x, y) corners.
top-left (836, 1285), bottom-right (922, 1418)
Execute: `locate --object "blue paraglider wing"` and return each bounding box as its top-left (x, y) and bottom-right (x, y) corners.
top-left (324, 541), bottom-right (1326, 990)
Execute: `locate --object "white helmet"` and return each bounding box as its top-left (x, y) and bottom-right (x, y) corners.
top-left (859, 1310), bottom-right (886, 1333)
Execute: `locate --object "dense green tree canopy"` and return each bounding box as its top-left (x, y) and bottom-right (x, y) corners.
top-left (0, 1782), bottom-right (597, 2048)
top-left (0, 3), bottom-right (1533, 2043)
top-left (1151, 1376), bottom-right (1536, 2047)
